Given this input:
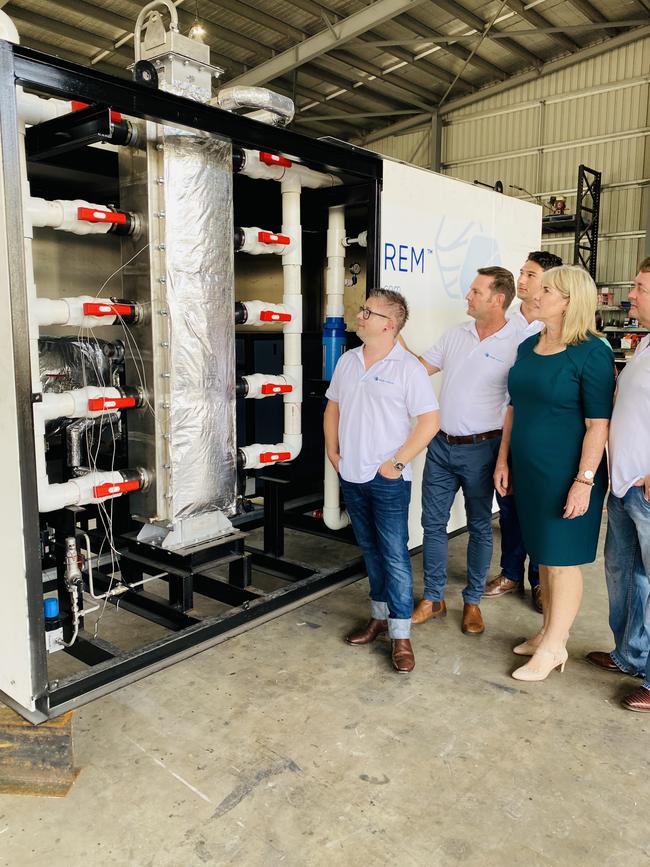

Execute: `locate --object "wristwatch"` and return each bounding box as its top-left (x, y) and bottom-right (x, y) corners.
top-left (580, 469), bottom-right (595, 482)
top-left (391, 457), bottom-right (406, 472)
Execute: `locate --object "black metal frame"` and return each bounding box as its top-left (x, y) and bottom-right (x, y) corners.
top-left (573, 164), bottom-right (601, 280)
top-left (0, 40), bottom-right (382, 723)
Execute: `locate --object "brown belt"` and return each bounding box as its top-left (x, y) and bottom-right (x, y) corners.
top-left (440, 429), bottom-right (502, 445)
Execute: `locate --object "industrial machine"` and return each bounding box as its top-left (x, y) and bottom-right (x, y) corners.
top-left (0, 3), bottom-right (540, 723)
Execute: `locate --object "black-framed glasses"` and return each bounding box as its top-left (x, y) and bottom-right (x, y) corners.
top-left (359, 305), bottom-right (391, 321)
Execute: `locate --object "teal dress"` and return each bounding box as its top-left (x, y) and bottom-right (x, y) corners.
top-left (508, 333), bottom-right (615, 566)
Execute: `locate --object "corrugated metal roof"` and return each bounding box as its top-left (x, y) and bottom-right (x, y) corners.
top-left (5, 0), bottom-right (648, 139)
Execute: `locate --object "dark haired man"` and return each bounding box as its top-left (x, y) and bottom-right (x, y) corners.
top-left (404, 267), bottom-right (518, 635)
top-left (324, 289), bottom-right (440, 673)
top-left (483, 250), bottom-right (563, 612)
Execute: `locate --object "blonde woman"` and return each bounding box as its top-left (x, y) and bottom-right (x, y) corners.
top-left (494, 265), bottom-right (615, 680)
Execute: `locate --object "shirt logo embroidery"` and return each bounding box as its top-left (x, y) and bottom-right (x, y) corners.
top-left (374, 376), bottom-right (396, 385)
top-left (484, 352), bottom-right (505, 363)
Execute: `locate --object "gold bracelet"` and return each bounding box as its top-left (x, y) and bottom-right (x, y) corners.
top-left (573, 477), bottom-right (594, 486)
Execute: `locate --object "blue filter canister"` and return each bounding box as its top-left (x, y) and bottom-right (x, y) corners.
top-left (44, 597), bottom-right (59, 620)
top-left (323, 316), bottom-right (347, 380)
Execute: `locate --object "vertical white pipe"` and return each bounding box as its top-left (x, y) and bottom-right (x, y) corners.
top-left (322, 205), bottom-right (349, 530)
top-left (325, 205), bottom-right (345, 318)
top-left (280, 175), bottom-right (302, 456)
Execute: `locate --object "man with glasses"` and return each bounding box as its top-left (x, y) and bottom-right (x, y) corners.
top-left (324, 289), bottom-right (439, 673)
top-left (403, 267), bottom-right (518, 635)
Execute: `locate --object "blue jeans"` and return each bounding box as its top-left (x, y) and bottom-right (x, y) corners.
top-left (495, 491), bottom-right (539, 587)
top-left (340, 472), bottom-right (413, 639)
top-left (422, 432), bottom-right (500, 605)
top-left (605, 487), bottom-right (650, 688)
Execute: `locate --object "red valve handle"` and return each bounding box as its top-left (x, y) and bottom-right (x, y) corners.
top-left (88, 396), bottom-right (137, 411)
top-left (77, 207), bottom-right (127, 225)
top-left (93, 479), bottom-right (140, 499)
top-left (259, 151), bottom-right (292, 168)
top-left (261, 383), bottom-right (293, 395)
top-left (71, 100), bottom-right (122, 124)
top-left (259, 310), bottom-right (292, 322)
top-left (258, 231), bottom-right (290, 245)
top-left (82, 302), bottom-right (133, 317)
top-left (259, 451), bottom-right (291, 463)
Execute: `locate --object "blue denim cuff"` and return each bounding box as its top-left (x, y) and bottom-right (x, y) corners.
top-left (371, 600), bottom-right (389, 620)
top-left (611, 648), bottom-right (641, 676)
top-left (388, 617), bottom-right (411, 639)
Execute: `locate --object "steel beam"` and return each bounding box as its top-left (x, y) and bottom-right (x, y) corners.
top-left (503, 0), bottom-right (580, 52)
top-left (358, 23), bottom-right (650, 142)
top-left (567, 0), bottom-right (618, 39)
top-left (7, 7), bottom-right (134, 64)
top-left (432, 0), bottom-right (543, 66)
top-left (227, 0), bottom-right (429, 86)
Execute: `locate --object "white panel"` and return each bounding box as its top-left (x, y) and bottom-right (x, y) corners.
top-left (380, 158), bottom-right (541, 547)
top-left (0, 163), bottom-right (38, 713)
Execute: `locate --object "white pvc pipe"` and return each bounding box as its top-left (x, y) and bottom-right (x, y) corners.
top-left (0, 10), bottom-right (19, 43)
top-left (325, 205), bottom-right (346, 319)
top-left (28, 197), bottom-right (114, 235)
top-left (280, 174), bottom-right (303, 457)
top-left (38, 470), bottom-right (132, 514)
top-left (17, 90), bottom-right (73, 126)
top-left (238, 226), bottom-right (293, 256)
top-left (242, 373), bottom-right (294, 400)
top-left (38, 387), bottom-right (122, 421)
top-left (323, 455), bottom-right (349, 530)
top-left (240, 176), bottom-right (304, 469)
top-left (239, 148), bottom-right (341, 189)
top-left (241, 300), bottom-right (293, 325)
top-left (322, 205), bottom-right (349, 530)
top-left (34, 295), bottom-right (120, 327)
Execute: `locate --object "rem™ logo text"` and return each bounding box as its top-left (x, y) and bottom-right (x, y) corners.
top-left (384, 243), bottom-right (428, 274)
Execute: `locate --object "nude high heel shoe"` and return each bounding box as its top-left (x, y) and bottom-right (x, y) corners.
top-left (511, 648), bottom-right (568, 681)
top-left (513, 631), bottom-right (545, 656)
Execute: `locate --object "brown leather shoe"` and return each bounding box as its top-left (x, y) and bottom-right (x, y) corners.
top-left (391, 638), bottom-right (415, 673)
top-left (531, 585), bottom-right (543, 614)
top-left (621, 686), bottom-right (650, 713)
top-left (483, 575), bottom-right (520, 598)
top-left (585, 651), bottom-right (626, 673)
top-left (462, 603), bottom-right (484, 635)
top-left (345, 618), bottom-right (387, 646)
top-left (412, 599), bottom-right (447, 624)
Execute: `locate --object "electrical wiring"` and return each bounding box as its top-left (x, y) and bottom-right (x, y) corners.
top-left (68, 243), bottom-right (151, 637)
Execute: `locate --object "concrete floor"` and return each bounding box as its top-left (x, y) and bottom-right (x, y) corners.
top-left (1, 519), bottom-right (649, 867)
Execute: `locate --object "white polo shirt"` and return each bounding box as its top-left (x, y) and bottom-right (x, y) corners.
top-left (422, 319), bottom-right (521, 436)
top-left (507, 303), bottom-right (543, 341)
top-left (609, 334), bottom-right (650, 497)
top-left (325, 342), bottom-right (439, 484)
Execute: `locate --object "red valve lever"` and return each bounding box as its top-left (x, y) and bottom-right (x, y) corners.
top-left (259, 151), bottom-right (292, 168)
top-left (93, 479), bottom-right (140, 499)
top-left (77, 207), bottom-right (127, 225)
top-left (259, 451), bottom-right (291, 463)
top-left (71, 100), bottom-right (122, 124)
top-left (88, 396), bottom-right (137, 411)
top-left (259, 310), bottom-right (292, 322)
top-left (83, 302), bottom-right (133, 317)
top-left (258, 231), bottom-right (290, 245)
top-left (261, 383), bottom-right (293, 395)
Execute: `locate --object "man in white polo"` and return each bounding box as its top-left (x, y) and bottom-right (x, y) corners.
top-left (324, 289), bottom-right (439, 673)
top-left (404, 266), bottom-right (519, 635)
top-left (587, 257), bottom-right (650, 712)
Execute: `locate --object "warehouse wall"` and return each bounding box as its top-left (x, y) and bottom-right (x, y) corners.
top-left (369, 36), bottom-right (650, 288)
